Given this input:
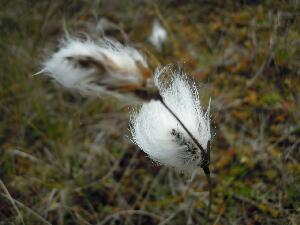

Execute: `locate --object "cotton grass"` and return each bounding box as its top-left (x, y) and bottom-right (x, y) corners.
top-left (130, 68), bottom-right (211, 173)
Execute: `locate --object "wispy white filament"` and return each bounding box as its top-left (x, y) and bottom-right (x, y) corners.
top-left (130, 68), bottom-right (211, 173)
top-left (39, 38), bottom-right (151, 101)
top-left (149, 20), bottom-right (167, 51)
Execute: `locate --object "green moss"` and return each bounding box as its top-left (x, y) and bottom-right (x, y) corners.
top-left (261, 92), bottom-right (281, 105)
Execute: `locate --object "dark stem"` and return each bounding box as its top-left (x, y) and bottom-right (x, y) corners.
top-left (158, 95), bottom-right (212, 223)
top-left (158, 97), bottom-right (206, 156)
top-left (203, 167), bottom-right (212, 225)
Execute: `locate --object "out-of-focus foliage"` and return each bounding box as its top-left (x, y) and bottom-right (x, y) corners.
top-left (0, 0), bottom-right (299, 224)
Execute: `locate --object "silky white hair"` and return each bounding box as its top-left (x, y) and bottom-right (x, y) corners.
top-left (130, 68), bottom-right (211, 173)
top-left (38, 37), bottom-right (152, 102)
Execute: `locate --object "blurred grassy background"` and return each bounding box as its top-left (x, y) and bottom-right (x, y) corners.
top-left (0, 0), bottom-right (300, 224)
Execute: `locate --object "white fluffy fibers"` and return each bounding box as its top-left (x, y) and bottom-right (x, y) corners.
top-left (130, 69), bottom-right (211, 173)
top-left (149, 20), bottom-right (167, 51)
top-left (39, 38), bottom-right (151, 100)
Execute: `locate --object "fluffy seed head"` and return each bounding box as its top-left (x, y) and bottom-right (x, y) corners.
top-left (130, 68), bottom-right (211, 173)
top-left (39, 37), bottom-right (154, 102)
top-left (149, 20), bottom-right (167, 52)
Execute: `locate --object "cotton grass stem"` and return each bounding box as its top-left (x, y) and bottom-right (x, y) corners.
top-left (158, 96), bottom-right (212, 223)
top-left (130, 70), bottom-right (213, 222)
top-left (204, 167), bottom-right (212, 225)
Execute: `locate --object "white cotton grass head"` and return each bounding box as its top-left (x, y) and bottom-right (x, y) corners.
top-left (38, 37), bottom-right (153, 102)
top-left (148, 20), bottom-right (167, 52)
top-left (130, 67), bottom-right (211, 173)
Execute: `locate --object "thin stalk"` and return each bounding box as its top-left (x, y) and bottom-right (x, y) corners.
top-left (158, 96), bottom-right (212, 223)
top-left (203, 167), bottom-right (212, 225)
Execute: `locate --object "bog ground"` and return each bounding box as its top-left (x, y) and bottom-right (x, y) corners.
top-left (0, 1), bottom-right (299, 224)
